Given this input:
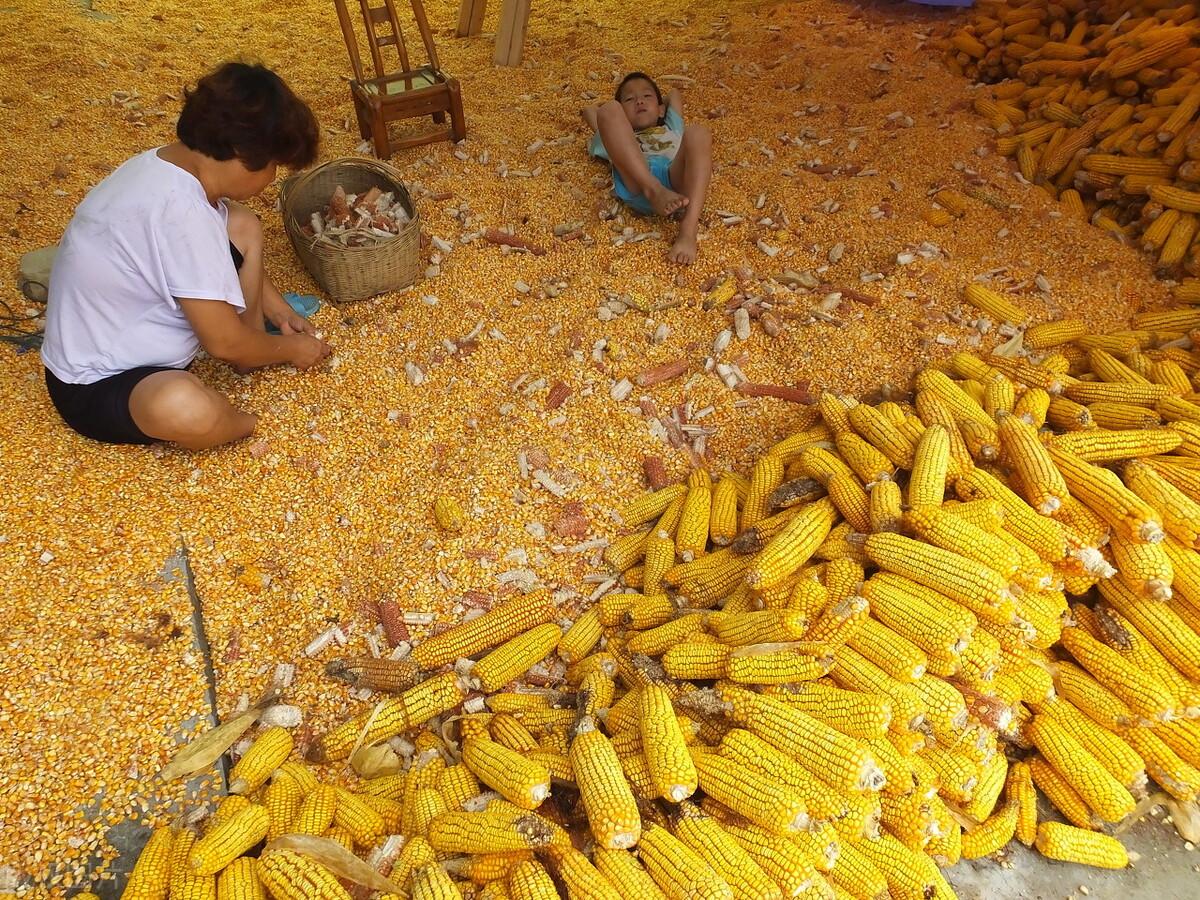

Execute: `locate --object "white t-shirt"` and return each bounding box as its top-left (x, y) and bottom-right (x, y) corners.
top-left (41, 148), bottom-right (245, 384)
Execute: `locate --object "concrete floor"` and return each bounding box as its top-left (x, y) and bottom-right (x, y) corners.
top-left (949, 814), bottom-right (1198, 900)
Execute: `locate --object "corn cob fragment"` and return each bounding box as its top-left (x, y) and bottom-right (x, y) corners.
top-left (257, 850), bottom-right (351, 900)
top-left (433, 495), bottom-right (465, 532)
top-left (1035, 822), bottom-right (1130, 868)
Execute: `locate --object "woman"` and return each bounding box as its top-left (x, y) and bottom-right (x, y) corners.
top-left (41, 61), bottom-right (332, 450)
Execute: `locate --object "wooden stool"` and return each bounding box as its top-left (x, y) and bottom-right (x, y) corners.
top-left (456, 0), bottom-right (532, 67)
top-left (333, 0), bottom-right (467, 158)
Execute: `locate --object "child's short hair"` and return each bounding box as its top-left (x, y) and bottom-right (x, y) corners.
top-left (616, 71), bottom-right (663, 105)
top-left (177, 61), bottom-right (319, 172)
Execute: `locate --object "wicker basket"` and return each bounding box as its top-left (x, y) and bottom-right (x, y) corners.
top-left (281, 157), bottom-right (420, 303)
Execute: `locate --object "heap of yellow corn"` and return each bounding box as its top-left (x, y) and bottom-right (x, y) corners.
top-left (939, 0), bottom-right (1200, 271)
top-left (112, 286), bottom-right (1200, 898)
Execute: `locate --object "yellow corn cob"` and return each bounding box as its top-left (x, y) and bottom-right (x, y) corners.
top-left (823, 557), bottom-right (864, 604)
top-left (1098, 578), bottom-right (1200, 680)
top-left (690, 749), bottom-right (809, 833)
top-left (672, 806), bottom-right (779, 900)
top-left (428, 809), bottom-right (555, 854)
top-left (558, 608), bottom-right (603, 664)
top-left (726, 645), bottom-right (834, 685)
top-left (1047, 446), bottom-right (1165, 544)
top-left (934, 188), bottom-right (969, 216)
top-left (834, 433), bottom-right (895, 484)
top-left (462, 737), bottom-right (551, 809)
top-left (638, 822), bottom-right (734, 900)
top-left (1035, 822), bottom-right (1130, 868)
top-left (1053, 660), bottom-right (1134, 730)
top-left (1157, 396), bottom-right (1200, 427)
top-left (314, 671), bottom-right (467, 762)
top-left (710, 476), bottom-right (741, 546)
top-left (716, 729), bottom-right (852, 826)
top-left (720, 684), bottom-right (883, 792)
top-left (1173, 419), bottom-right (1200, 456)
top-left (906, 424), bottom-right (950, 509)
top-left (997, 413), bottom-right (1069, 514)
top-left (543, 844), bottom-right (623, 900)
top-left (847, 404), bottom-right (915, 468)
top-left (1087, 401), bottom-right (1163, 430)
top-left (1011, 386), bottom-right (1053, 429)
top-left (626, 611), bottom-right (707, 656)
top-left (742, 455), bottom-right (785, 530)
top-left (1108, 530), bottom-right (1174, 600)
top-left (852, 833), bottom-right (953, 900)
top-left (1005, 761), bottom-right (1037, 847)
top-left (863, 531), bottom-right (1013, 622)
top-left (262, 774), bottom-right (304, 841)
top-left (640, 529), bottom-right (676, 596)
top-left (256, 851), bottom-right (351, 900)
top-left (571, 714), bottom-right (641, 849)
top-left (1025, 319), bottom-right (1088, 349)
top-left (904, 505), bottom-right (1022, 578)
top-left (291, 783), bottom-right (336, 835)
top-left (330, 788), bottom-right (384, 846)
top-left (826, 472), bottom-right (872, 534)
top-left (636, 685), bottom-right (697, 802)
top-left (411, 863), bottom-right (464, 899)
top-left (1089, 348), bottom-right (1151, 385)
top-left (392, 836), bottom-right (438, 887)
top-left (360, 794), bottom-right (402, 836)
top-left (216, 857), bottom-right (263, 900)
top-left (868, 479), bottom-right (904, 534)
top-left (606, 530), bottom-right (650, 573)
top-left (924, 205), bottom-right (953, 227)
top-left (955, 466), bottom-right (1070, 561)
top-left (847, 618), bottom-right (927, 682)
top-left (411, 592), bottom-right (556, 669)
top-left (826, 838), bottom-right (888, 900)
top-left (719, 817), bottom-right (819, 896)
top-left (189, 804), bottom-right (269, 876)
top-left (592, 850), bottom-right (668, 900)
top-left (797, 446), bottom-right (857, 486)
top-left (471, 623), bottom-right (562, 692)
top-left (445, 851), bottom-right (532, 885)
top-left (1039, 700), bottom-right (1146, 791)
top-left (1047, 395), bottom-right (1094, 431)
top-left (1064, 379), bottom-right (1170, 406)
top-left (621, 484), bottom-right (687, 527)
top-left (228, 726), bottom-right (293, 795)
top-left (961, 800), bottom-right (1019, 860)
top-left (743, 498), bottom-right (837, 591)
top-left (1053, 427), bottom-right (1183, 461)
top-left (660, 636), bottom-right (729, 677)
top-left (964, 282), bottom-right (1027, 325)
top-left (984, 375), bottom-right (1017, 419)
top-left (914, 389), bottom-right (976, 476)
top-left (123, 825), bottom-right (175, 900)
top-left (433, 495), bottom-right (465, 532)
top-left (804, 594), bottom-right (869, 646)
top-left (1026, 717), bottom-right (1136, 822)
top-left (1149, 360), bottom-right (1193, 395)
top-left (766, 680), bottom-right (892, 740)
top-left (677, 474), bottom-right (713, 559)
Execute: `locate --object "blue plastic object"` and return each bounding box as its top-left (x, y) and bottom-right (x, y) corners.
top-left (266, 292), bottom-right (321, 334)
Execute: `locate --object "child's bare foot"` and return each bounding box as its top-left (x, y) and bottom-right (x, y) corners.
top-left (645, 181), bottom-right (689, 218)
top-left (668, 231), bottom-right (699, 265)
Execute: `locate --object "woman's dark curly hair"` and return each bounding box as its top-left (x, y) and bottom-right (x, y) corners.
top-left (177, 62), bottom-right (319, 171)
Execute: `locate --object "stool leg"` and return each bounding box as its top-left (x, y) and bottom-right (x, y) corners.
top-left (447, 80), bottom-right (467, 142)
top-left (353, 96), bottom-right (371, 141)
top-left (368, 107), bottom-right (390, 158)
top-left (432, 111), bottom-right (446, 124)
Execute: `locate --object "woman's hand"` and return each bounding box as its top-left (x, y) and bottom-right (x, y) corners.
top-left (264, 293), bottom-right (316, 336)
top-left (288, 333), bottom-right (332, 370)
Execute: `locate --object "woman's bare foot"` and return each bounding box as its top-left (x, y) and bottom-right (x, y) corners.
top-left (645, 181), bottom-right (689, 218)
top-left (668, 230), bottom-right (699, 265)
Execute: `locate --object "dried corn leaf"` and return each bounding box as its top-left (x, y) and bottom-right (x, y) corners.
top-left (264, 836), bottom-right (405, 893)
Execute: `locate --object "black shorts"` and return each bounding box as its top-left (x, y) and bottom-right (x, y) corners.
top-left (45, 241), bottom-right (244, 445)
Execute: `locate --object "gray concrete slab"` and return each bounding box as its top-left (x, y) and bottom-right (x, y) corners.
top-left (949, 813), bottom-right (1198, 900)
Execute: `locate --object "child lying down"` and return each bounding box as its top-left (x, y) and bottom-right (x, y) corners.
top-left (582, 71), bottom-right (713, 265)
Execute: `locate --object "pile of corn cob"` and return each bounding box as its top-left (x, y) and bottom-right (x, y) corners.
top-left (938, 0), bottom-right (1200, 272)
top-left (113, 288), bottom-right (1200, 899)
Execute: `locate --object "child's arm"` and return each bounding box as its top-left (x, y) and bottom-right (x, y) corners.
top-left (666, 88), bottom-right (683, 115)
